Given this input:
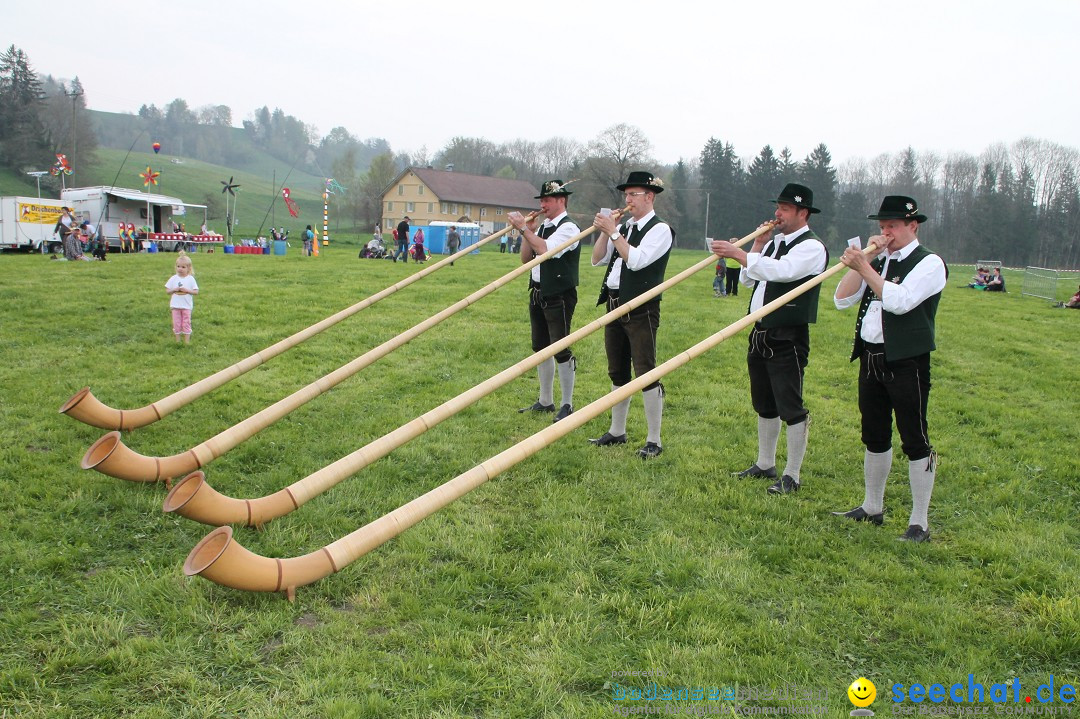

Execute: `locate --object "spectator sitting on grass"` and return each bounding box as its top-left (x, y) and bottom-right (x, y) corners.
top-left (1058, 284), bottom-right (1080, 309)
top-left (966, 267), bottom-right (989, 289)
top-left (985, 267), bottom-right (1005, 292)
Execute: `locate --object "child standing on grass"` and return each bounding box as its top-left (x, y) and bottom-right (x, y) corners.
top-left (165, 252), bottom-right (199, 344)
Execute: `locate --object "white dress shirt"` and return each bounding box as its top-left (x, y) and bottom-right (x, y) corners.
top-left (741, 226), bottom-right (828, 313)
top-left (530, 211), bottom-right (580, 282)
top-left (591, 210), bottom-right (673, 290)
top-left (833, 239), bottom-right (947, 344)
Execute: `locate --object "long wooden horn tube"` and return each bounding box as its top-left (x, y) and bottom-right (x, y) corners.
top-left (166, 221), bottom-right (779, 526)
top-left (84, 212), bottom-right (624, 483)
top-left (60, 219), bottom-right (529, 430)
top-left (185, 240), bottom-right (870, 595)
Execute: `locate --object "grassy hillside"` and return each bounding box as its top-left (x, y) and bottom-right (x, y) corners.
top-left (75, 147), bottom-right (329, 237)
top-left (4, 111), bottom-right (343, 237)
top-left (0, 166), bottom-right (41, 196)
top-left (0, 250), bottom-right (1076, 717)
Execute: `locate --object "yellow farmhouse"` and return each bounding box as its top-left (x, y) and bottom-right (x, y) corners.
top-left (381, 167), bottom-right (538, 235)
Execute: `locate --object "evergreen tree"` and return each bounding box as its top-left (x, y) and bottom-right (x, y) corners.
top-left (891, 146), bottom-right (919, 195)
top-left (778, 146), bottom-right (797, 178)
top-left (969, 162), bottom-right (999, 261)
top-left (0, 45), bottom-right (48, 172)
top-left (668, 159), bottom-right (696, 243)
top-left (747, 145), bottom-right (781, 204)
top-left (797, 143), bottom-right (838, 242)
top-left (699, 138), bottom-right (741, 240)
top-left (1012, 163), bottom-right (1037, 265)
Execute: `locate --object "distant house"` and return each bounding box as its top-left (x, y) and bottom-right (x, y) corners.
top-left (381, 167), bottom-right (537, 235)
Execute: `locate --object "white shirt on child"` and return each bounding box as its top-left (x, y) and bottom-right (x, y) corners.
top-left (166, 274), bottom-right (198, 310)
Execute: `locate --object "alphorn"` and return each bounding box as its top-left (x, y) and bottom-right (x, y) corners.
top-left (82, 210), bottom-right (626, 483)
top-left (60, 218), bottom-right (533, 430)
top-left (184, 241), bottom-right (875, 598)
top-left (164, 221), bottom-right (779, 527)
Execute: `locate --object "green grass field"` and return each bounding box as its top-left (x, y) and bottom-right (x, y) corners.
top-left (0, 245), bottom-right (1076, 718)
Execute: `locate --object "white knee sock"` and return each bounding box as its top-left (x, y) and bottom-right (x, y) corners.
top-left (643, 386), bottom-right (663, 445)
top-left (782, 419), bottom-right (808, 482)
top-left (908, 454), bottom-right (936, 531)
top-left (537, 357), bottom-right (555, 406)
top-left (861, 448), bottom-right (892, 515)
top-left (757, 416), bottom-right (781, 471)
top-left (557, 358), bottom-right (575, 408)
top-left (609, 384), bottom-right (630, 437)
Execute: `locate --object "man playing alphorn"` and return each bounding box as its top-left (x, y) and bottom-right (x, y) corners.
top-left (831, 196), bottom-right (946, 543)
top-left (589, 171), bottom-right (673, 459)
top-left (508, 180), bottom-right (582, 422)
top-left (711, 183), bottom-right (828, 494)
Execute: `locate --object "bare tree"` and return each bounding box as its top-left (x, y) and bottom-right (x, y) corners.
top-left (867, 152), bottom-right (892, 199)
top-left (918, 151), bottom-right (942, 191)
top-left (538, 136), bottom-right (584, 177)
top-left (586, 123), bottom-right (653, 204)
top-left (838, 156), bottom-right (869, 190)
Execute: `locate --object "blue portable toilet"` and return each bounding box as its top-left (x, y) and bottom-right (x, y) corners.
top-left (426, 221), bottom-right (482, 255)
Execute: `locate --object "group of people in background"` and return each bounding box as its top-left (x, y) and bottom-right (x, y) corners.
top-left (965, 266), bottom-right (1006, 291)
top-left (713, 256), bottom-right (741, 297)
top-left (500, 230), bottom-right (523, 254)
top-left (391, 216), bottom-right (428, 263)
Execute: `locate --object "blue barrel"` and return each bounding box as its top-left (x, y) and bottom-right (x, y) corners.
top-left (224, 244), bottom-right (234, 254)
top-left (273, 240), bottom-right (286, 255)
top-left (148, 242), bottom-right (158, 253)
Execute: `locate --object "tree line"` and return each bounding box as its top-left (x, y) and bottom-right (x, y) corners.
top-left (0, 45), bottom-right (98, 187)
top-left (3, 43), bottom-right (1076, 266)
top-left (396, 128), bottom-right (1079, 269)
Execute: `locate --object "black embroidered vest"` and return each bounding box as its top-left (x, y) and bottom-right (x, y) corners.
top-left (595, 215), bottom-right (673, 306)
top-left (850, 244), bottom-right (947, 362)
top-left (535, 215), bottom-right (580, 296)
top-left (752, 229), bottom-right (828, 328)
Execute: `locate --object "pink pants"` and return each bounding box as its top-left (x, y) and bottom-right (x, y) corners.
top-left (171, 308), bottom-right (192, 335)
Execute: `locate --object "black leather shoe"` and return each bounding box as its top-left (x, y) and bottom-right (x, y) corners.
top-left (637, 442), bottom-right (662, 459)
top-left (736, 463), bottom-right (777, 479)
top-left (553, 404), bottom-right (573, 422)
top-left (518, 401), bottom-right (556, 413)
top-left (588, 432), bottom-right (627, 446)
top-left (831, 506), bottom-right (884, 525)
top-left (898, 524), bottom-right (931, 543)
top-left (767, 475), bottom-right (800, 494)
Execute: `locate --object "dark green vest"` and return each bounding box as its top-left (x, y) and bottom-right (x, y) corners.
top-left (536, 215), bottom-right (580, 296)
top-left (595, 214), bottom-right (674, 306)
top-left (753, 229), bottom-right (828, 328)
top-left (850, 244), bottom-right (947, 362)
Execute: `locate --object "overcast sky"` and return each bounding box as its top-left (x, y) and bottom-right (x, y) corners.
top-left (8, 0), bottom-right (1079, 167)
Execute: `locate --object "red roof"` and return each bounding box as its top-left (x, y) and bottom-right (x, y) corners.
top-left (406, 168), bottom-right (537, 210)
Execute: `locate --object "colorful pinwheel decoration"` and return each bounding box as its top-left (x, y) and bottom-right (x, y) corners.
top-left (50, 153), bottom-right (73, 176)
top-left (140, 166), bottom-right (160, 187)
top-left (282, 187), bottom-right (300, 218)
top-left (152, 141), bottom-right (161, 154)
top-left (220, 177), bottom-right (240, 239)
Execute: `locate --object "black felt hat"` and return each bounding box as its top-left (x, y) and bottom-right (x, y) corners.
top-left (535, 179), bottom-right (574, 199)
top-left (616, 170), bottom-right (665, 194)
top-left (770, 183), bottom-right (820, 214)
top-left (867, 195), bottom-right (927, 223)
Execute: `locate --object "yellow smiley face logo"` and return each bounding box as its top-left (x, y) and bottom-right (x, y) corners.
top-left (848, 677), bottom-right (877, 707)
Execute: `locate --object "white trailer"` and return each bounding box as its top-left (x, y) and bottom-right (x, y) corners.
top-left (61, 186), bottom-right (207, 251)
top-left (0, 196), bottom-right (67, 253)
